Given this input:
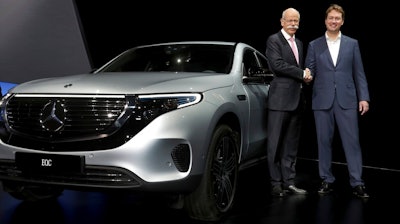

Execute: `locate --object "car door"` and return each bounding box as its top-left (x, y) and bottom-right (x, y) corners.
top-left (241, 49), bottom-right (271, 160)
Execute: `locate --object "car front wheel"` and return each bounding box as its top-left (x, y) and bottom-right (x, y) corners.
top-left (184, 124), bottom-right (239, 221)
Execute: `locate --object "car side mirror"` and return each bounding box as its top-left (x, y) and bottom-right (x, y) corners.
top-left (243, 67), bottom-right (274, 84)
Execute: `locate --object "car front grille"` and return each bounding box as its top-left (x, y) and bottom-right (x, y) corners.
top-left (5, 95), bottom-right (127, 140)
top-left (1, 95), bottom-right (145, 151)
top-left (0, 160), bottom-right (141, 188)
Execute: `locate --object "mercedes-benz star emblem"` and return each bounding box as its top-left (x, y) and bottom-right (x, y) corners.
top-left (40, 100), bottom-right (66, 132)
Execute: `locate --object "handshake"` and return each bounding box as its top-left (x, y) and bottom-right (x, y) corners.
top-left (303, 68), bottom-right (313, 84)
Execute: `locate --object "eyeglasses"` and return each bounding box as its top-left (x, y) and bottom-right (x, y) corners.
top-left (283, 19), bottom-right (299, 24)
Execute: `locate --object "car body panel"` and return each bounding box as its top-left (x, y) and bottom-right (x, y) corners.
top-left (0, 41), bottom-right (273, 220)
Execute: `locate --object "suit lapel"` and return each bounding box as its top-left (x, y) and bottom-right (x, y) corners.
top-left (279, 32), bottom-right (293, 55)
top-left (336, 35), bottom-right (347, 67)
top-left (295, 39), bottom-right (302, 65)
top-left (318, 37), bottom-right (335, 68)
top-left (278, 32), bottom-right (299, 66)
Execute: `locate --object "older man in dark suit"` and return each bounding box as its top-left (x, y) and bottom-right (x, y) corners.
top-left (265, 7), bottom-right (312, 197)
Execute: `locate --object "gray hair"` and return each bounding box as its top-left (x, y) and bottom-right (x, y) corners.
top-left (282, 8), bottom-right (300, 20)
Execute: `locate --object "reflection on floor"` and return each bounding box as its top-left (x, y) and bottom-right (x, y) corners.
top-left (0, 159), bottom-right (397, 224)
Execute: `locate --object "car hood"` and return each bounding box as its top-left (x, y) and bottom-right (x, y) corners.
top-left (10, 72), bottom-right (233, 94)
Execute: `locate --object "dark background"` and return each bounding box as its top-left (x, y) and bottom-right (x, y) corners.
top-left (1, 0), bottom-right (397, 170)
top-left (0, 0), bottom-right (91, 84)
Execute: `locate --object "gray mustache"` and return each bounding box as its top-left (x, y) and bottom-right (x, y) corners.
top-left (287, 25), bottom-right (299, 29)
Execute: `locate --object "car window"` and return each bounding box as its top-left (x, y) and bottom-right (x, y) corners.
top-left (98, 44), bottom-right (235, 74)
top-left (256, 52), bottom-right (270, 70)
top-left (242, 49), bottom-right (261, 77)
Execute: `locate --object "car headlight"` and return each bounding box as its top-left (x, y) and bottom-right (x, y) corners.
top-left (0, 93), bottom-right (12, 123)
top-left (133, 93), bottom-right (202, 122)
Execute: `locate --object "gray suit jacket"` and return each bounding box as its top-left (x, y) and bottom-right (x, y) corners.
top-left (305, 34), bottom-right (370, 110)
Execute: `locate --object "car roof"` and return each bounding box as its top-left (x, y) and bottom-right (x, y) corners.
top-left (137, 41), bottom-right (238, 48)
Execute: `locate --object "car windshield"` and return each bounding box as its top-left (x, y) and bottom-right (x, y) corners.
top-left (98, 44), bottom-right (235, 74)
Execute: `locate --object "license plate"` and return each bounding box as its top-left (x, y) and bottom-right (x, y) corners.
top-left (16, 152), bottom-right (84, 174)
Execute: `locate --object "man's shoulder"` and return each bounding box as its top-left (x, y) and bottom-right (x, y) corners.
top-left (341, 35), bottom-right (358, 43)
top-left (268, 31), bottom-right (283, 38)
top-left (267, 31), bottom-right (284, 43)
top-left (309, 35), bottom-right (325, 44)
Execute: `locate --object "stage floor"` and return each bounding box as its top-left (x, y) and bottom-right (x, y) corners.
top-left (0, 158), bottom-right (395, 224)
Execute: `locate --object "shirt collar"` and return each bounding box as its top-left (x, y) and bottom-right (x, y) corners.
top-left (281, 29), bottom-right (295, 40)
top-left (325, 31), bottom-right (341, 42)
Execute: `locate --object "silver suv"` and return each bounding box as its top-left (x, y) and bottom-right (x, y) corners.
top-left (0, 41), bottom-right (272, 221)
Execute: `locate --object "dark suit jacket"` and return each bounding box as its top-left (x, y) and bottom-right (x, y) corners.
top-left (305, 34), bottom-right (370, 110)
top-left (265, 31), bottom-right (305, 111)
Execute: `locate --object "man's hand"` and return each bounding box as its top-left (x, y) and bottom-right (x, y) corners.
top-left (303, 68), bottom-right (313, 83)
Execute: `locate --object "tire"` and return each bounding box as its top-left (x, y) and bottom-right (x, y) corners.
top-left (184, 124), bottom-right (239, 221)
top-left (2, 182), bottom-right (63, 201)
